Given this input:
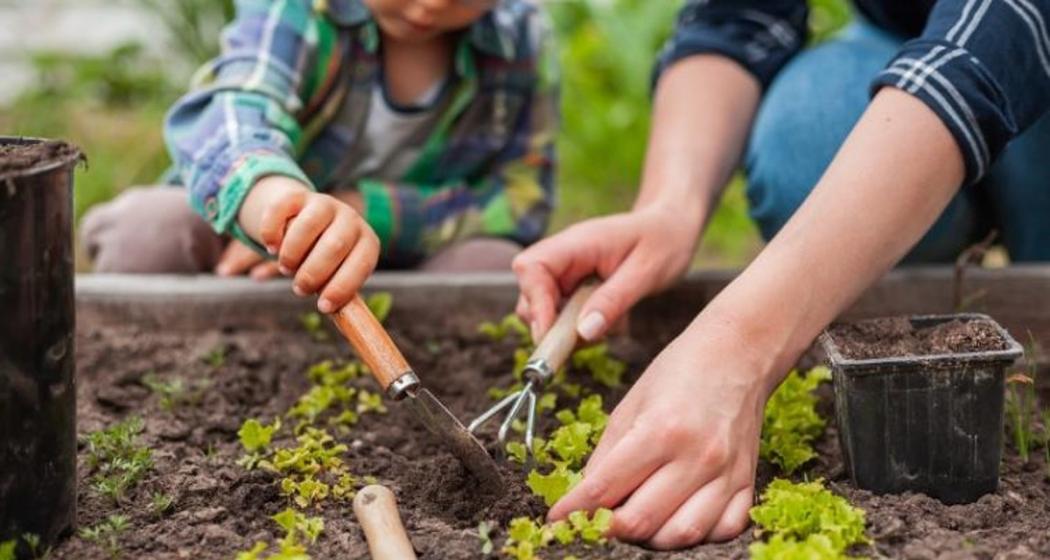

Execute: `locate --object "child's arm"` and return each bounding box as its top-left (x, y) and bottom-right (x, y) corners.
top-left (356, 16), bottom-right (559, 266)
top-left (164, 0), bottom-right (332, 252)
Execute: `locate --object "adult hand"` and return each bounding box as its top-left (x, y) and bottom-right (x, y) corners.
top-left (548, 319), bottom-right (769, 549)
top-left (512, 204), bottom-right (700, 342)
top-left (214, 239), bottom-right (281, 280)
top-left (239, 176), bottom-right (381, 314)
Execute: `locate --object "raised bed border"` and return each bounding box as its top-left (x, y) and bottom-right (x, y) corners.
top-left (76, 266), bottom-right (1050, 372)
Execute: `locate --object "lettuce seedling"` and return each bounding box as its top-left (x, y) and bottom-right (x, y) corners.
top-left (760, 367), bottom-right (831, 474)
top-left (571, 343), bottom-right (626, 387)
top-left (300, 311), bottom-right (329, 342)
top-left (239, 418), bottom-right (280, 454)
top-left (751, 533), bottom-right (843, 560)
top-left (749, 478), bottom-right (868, 557)
top-left (500, 509), bottom-right (613, 560)
top-left (365, 292), bottom-right (393, 323)
top-left (526, 464), bottom-right (583, 507)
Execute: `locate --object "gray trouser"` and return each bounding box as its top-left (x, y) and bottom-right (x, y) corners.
top-left (80, 186), bottom-right (522, 274)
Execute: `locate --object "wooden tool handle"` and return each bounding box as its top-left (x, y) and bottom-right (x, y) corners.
top-left (530, 281), bottom-right (599, 371)
top-left (330, 295), bottom-right (412, 392)
top-left (353, 484), bottom-right (417, 560)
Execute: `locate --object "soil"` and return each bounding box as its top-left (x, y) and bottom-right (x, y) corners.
top-left (47, 315), bottom-right (1050, 559)
top-left (0, 140), bottom-right (81, 175)
top-left (828, 316), bottom-right (1009, 361)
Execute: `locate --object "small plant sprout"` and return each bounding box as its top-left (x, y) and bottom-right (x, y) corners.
top-left (760, 367), bottom-right (832, 474)
top-left (237, 418), bottom-right (280, 469)
top-left (83, 417), bottom-right (154, 502)
top-left (300, 311), bottom-right (330, 342)
top-left (79, 514), bottom-right (131, 559)
top-left (150, 492), bottom-right (175, 515)
top-left (477, 521), bottom-right (495, 555)
top-left (500, 509), bottom-right (613, 560)
top-left (1005, 333), bottom-right (1040, 463)
top-left (521, 395), bottom-right (608, 505)
top-left (142, 372), bottom-right (210, 411)
top-left (364, 292), bottom-right (393, 323)
top-left (571, 343), bottom-right (626, 387)
top-left (202, 344), bottom-right (227, 368)
top-left (0, 540), bottom-right (15, 560)
top-left (234, 508), bottom-right (324, 559)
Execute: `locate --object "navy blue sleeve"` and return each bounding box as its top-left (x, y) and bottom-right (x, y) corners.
top-left (654, 0), bottom-right (809, 90)
top-left (872, 0), bottom-right (1050, 185)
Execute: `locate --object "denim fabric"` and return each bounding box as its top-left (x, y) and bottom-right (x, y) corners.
top-left (745, 20), bottom-right (1050, 263)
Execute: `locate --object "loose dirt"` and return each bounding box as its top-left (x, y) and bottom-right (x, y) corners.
top-left (828, 316), bottom-right (1009, 361)
top-left (49, 315), bottom-right (1049, 559)
top-left (0, 140), bottom-right (81, 176)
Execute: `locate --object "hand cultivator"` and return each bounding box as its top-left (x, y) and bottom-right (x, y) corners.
top-left (469, 282), bottom-right (597, 457)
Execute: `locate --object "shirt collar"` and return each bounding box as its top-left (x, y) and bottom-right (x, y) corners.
top-left (319, 0), bottom-right (521, 61)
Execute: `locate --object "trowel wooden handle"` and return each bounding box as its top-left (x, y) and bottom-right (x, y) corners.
top-left (531, 281), bottom-right (598, 372)
top-left (353, 484), bottom-right (417, 560)
top-left (331, 295), bottom-right (411, 392)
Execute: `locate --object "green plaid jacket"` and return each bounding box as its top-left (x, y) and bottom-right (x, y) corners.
top-left (165, 0), bottom-right (558, 265)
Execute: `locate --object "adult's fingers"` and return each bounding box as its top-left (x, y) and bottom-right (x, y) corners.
top-left (704, 487), bottom-right (754, 543)
top-left (512, 255), bottom-right (561, 341)
top-left (548, 428), bottom-right (663, 521)
top-left (645, 478), bottom-right (734, 549)
top-left (293, 212), bottom-right (360, 296)
top-left (216, 241), bottom-right (263, 276)
top-left (278, 201), bottom-right (335, 277)
top-left (317, 231), bottom-right (380, 313)
top-left (258, 189), bottom-right (307, 252)
top-left (611, 463), bottom-right (713, 543)
top-left (576, 249), bottom-right (651, 342)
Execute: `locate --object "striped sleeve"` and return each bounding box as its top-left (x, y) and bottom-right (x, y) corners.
top-left (654, 0), bottom-right (809, 90)
top-left (164, 0), bottom-right (332, 251)
top-left (872, 0), bottom-right (1050, 185)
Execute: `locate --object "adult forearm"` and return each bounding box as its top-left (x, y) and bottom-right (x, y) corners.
top-left (698, 88), bottom-right (965, 390)
top-left (635, 55), bottom-right (761, 230)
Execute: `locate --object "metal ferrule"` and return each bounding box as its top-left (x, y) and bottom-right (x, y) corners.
top-left (523, 358), bottom-right (554, 385)
top-left (386, 371), bottom-right (420, 400)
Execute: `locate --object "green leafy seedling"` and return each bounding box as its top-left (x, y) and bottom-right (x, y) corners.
top-left (749, 478), bottom-right (869, 558)
top-left (79, 514), bottom-right (130, 559)
top-left (202, 345), bottom-right (227, 368)
top-left (365, 292), bottom-right (393, 323)
top-left (477, 521), bottom-right (495, 555)
top-left (150, 492), bottom-right (175, 515)
top-left (300, 311), bottom-right (330, 342)
top-left (760, 367), bottom-right (831, 474)
top-left (571, 343), bottom-right (626, 387)
top-left (84, 417), bottom-right (153, 502)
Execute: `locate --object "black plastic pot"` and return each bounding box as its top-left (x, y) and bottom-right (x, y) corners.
top-left (820, 313), bottom-right (1023, 504)
top-left (0, 137), bottom-right (81, 553)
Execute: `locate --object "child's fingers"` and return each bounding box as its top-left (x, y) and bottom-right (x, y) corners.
top-left (293, 210), bottom-right (361, 296)
top-left (216, 240), bottom-right (263, 276)
top-left (250, 261), bottom-right (281, 281)
top-left (317, 231), bottom-right (380, 313)
top-left (259, 188), bottom-right (307, 252)
top-left (278, 200), bottom-right (336, 276)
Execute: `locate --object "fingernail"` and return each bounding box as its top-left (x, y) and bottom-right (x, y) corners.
top-left (292, 285), bottom-right (306, 297)
top-left (215, 265), bottom-right (230, 277)
top-left (266, 244), bottom-right (277, 255)
top-left (279, 265), bottom-right (292, 276)
top-left (318, 298), bottom-right (334, 314)
top-left (577, 311), bottom-right (606, 341)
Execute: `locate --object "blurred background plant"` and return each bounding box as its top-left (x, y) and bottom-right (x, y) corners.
top-left (0, 0), bottom-right (849, 269)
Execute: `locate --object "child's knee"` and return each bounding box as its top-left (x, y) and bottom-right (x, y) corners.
top-left (81, 187), bottom-right (223, 273)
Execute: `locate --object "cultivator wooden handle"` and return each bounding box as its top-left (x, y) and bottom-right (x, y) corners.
top-left (353, 484), bottom-right (418, 560)
top-left (331, 295), bottom-right (413, 395)
top-left (529, 280), bottom-right (599, 378)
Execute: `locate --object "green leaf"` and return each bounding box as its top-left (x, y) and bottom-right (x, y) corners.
top-left (571, 343), bottom-right (626, 387)
top-left (526, 465), bottom-right (582, 506)
top-left (365, 292), bottom-right (393, 323)
top-left (477, 521), bottom-right (495, 555)
top-left (238, 418), bottom-right (280, 453)
top-left (234, 541), bottom-right (269, 560)
top-left (506, 441), bottom-right (528, 464)
top-left (750, 533), bottom-right (844, 560)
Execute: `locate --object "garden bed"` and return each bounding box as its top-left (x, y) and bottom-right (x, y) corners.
top-left (45, 273), bottom-right (1050, 558)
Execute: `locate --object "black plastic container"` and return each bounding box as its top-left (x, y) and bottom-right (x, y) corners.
top-left (0, 137), bottom-right (81, 552)
top-left (820, 313), bottom-right (1022, 504)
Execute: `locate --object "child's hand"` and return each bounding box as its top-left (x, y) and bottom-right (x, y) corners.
top-left (215, 240), bottom-right (281, 279)
top-left (239, 176), bottom-right (380, 313)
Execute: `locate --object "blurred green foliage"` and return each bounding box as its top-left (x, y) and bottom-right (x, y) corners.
top-left (0, 0), bottom-right (851, 268)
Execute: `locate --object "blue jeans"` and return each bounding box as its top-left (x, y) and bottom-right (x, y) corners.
top-left (744, 21), bottom-right (1050, 262)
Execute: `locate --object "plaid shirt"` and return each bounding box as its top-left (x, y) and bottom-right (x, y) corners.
top-left (165, 0), bottom-right (558, 265)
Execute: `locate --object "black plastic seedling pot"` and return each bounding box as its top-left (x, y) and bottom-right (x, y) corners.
top-left (0, 137), bottom-right (81, 553)
top-left (820, 314), bottom-right (1023, 504)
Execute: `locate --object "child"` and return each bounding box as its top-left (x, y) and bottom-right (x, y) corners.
top-left (81, 0), bottom-right (557, 314)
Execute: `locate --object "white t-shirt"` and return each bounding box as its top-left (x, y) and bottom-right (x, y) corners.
top-left (348, 79), bottom-right (446, 181)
